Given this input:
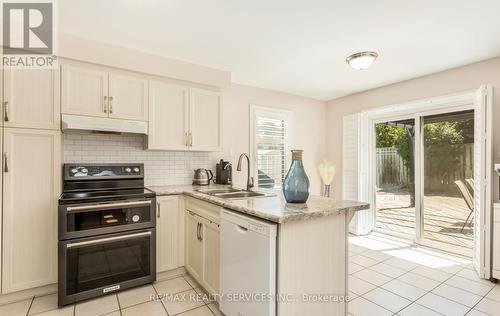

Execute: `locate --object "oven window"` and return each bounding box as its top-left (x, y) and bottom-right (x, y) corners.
top-left (67, 205), bottom-right (151, 232)
top-left (66, 233), bottom-right (151, 295)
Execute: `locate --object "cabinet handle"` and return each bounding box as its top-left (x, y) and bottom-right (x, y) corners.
top-left (185, 132), bottom-right (188, 147)
top-left (109, 96), bottom-right (114, 113)
top-left (199, 223), bottom-right (203, 241)
top-left (189, 132), bottom-right (193, 147)
top-left (196, 222), bottom-right (200, 241)
top-left (103, 96), bottom-right (108, 113)
top-left (3, 152), bottom-right (8, 172)
top-left (4, 101), bottom-right (9, 122)
top-left (157, 203), bottom-right (161, 218)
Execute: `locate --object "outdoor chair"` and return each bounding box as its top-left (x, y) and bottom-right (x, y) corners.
top-left (454, 180), bottom-right (474, 232)
top-left (465, 178), bottom-right (474, 196)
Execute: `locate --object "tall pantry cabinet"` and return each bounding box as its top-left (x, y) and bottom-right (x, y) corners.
top-left (0, 68), bottom-right (61, 293)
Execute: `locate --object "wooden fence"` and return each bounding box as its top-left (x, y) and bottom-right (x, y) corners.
top-left (376, 148), bottom-right (409, 187)
top-left (376, 144), bottom-right (474, 192)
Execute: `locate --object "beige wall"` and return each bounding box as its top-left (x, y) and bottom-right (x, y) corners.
top-left (327, 57), bottom-right (500, 200)
top-left (219, 83), bottom-right (327, 195)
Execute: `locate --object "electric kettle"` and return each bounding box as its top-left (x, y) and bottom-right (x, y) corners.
top-left (192, 168), bottom-right (213, 185)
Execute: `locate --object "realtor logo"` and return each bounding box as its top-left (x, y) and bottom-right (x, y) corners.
top-left (2, 1), bottom-right (56, 68)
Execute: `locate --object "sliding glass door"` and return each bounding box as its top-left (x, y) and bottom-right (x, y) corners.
top-left (374, 110), bottom-right (474, 255)
top-left (374, 118), bottom-right (416, 238)
top-left (421, 111), bottom-right (474, 253)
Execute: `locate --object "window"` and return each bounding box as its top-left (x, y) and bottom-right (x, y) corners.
top-left (251, 105), bottom-right (291, 189)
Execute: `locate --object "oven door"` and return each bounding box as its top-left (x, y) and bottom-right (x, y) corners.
top-left (58, 229), bottom-right (156, 306)
top-left (59, 198), bottom-right (156, 239)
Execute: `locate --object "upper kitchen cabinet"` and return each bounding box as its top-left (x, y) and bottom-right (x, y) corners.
top-left (61, 64), bottom-right (109, 118)
top-left (2, 128), bottom-right (61, 293)
top-left (61, 62), bottom-right (148, 122)
top-left (2, 69), bottom-right (60, 130)
top-left (148, 81), bottom-right (189, 150)
top-left (189, 88), bottom-right (222, 151)
top-left (108, 73), bottom-right (148, 120)
top-left (147, 83), bottom-right (222, 152)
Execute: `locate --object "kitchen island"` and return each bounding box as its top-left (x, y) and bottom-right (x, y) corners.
top-left (150, 185), bottom-right (369, 316)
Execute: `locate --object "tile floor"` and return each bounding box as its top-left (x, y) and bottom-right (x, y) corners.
top-left (1, 232), bottom-right (498, 316)
top-left (348, 233), bottom-right (499, 316)
top-left (0, 274), bottom-right (223, 316)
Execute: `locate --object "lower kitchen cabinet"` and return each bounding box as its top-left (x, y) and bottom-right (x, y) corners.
top-left (493, 204), bottom-right (500, 279)
top-left (185, 210), bottom-right (204, 280)
top-left (156, 195), bottom-right (185, 273)
top-left (202, 220), bottom-right (220, 294)
top-left (2, 128), bottom-right (61, 293)
top-left (185, 206), bottom-right (220, 296)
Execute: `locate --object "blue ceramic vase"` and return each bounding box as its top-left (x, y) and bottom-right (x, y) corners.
top-left (282, 150), bottom-right (310, 203)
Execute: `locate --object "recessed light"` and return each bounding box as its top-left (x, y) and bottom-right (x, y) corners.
top-left (346, 51), bottom-right (378, 70)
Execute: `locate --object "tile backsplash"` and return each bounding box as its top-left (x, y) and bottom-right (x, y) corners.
top-left (63, 133), bottom-right (212, 186)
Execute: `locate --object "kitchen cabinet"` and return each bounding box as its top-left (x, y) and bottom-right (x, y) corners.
top-left (493, 204), bottom-right (500, 279)
top-left (3, 69), bottom-right (60, 130)
top-left (185, 210), bottom-right (204, 280)
top-left (156, 195), bottom-right (185, 273)
top-left (2, 128), bottom-right (61, 293)
top-left (189, 88), bottom-right (222, 151)
top-left (147, 82), bottom-right (222, 151)
top-left (202, 220), bottom-right (220, 294)
top-left (61, 64), bottom-right (108, 118)
top-left (108, 72), bottom-right (148, 121)
top-left (61, 63), bottom-right (148, 122)
top-left (184, 197), bottom-right (221, 296)
top-left (148, 81), bottom-right (189, 150)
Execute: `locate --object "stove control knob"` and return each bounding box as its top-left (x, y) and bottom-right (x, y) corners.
top-left (133, 167), bottom-right (140, 173)
top-left (71, 168), bottom-right (78, 174)
top-left (125, 167), bottom-right (132, 173)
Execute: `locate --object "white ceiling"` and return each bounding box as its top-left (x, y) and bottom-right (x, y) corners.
top-left (59, 0), bottom-right (500, 101)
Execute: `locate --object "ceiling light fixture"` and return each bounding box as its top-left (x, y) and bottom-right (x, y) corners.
top-left (346, 51), bottom-right (379, 70)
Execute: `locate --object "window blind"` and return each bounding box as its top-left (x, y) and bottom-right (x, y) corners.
top-left (255, 115), bottom-right (288, 189)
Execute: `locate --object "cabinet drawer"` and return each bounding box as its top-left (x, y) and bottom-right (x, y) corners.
top-left (185, 197), bottom-right (220, 224)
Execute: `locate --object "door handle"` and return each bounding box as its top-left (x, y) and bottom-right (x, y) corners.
top-left (103, 96), bottom-right (108, 113)
top-left (3, 152), bottom-right (8, 172)
top-left (66, 231), bottom-right (151, 248)
top-left (200, 223), bottom-right (203, 241)
top-left (4, 101), bottom-right (9, 122)
top-left (157, 203), bottom-right (161, 218)
top-left (109, 96), bottom-right (114, 113)
top-left (66, 200), bottom-right (152, 212)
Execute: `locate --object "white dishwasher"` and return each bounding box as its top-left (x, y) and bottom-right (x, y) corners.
top-left (220, 209), bottom-right (277, 316)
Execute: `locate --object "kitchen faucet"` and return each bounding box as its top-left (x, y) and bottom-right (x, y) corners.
top-left (236, 153), bottom-right (254, 191)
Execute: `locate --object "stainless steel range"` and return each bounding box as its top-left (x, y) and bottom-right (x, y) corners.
top-left (58, 163), bottom-right (156, 306)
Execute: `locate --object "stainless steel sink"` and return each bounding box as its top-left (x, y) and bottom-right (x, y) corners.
top-left (214, 191), bottom-right (265, 199)
top-left (196, 188), bottom-right (268, 199)
top-left (196, 188), bottom-right (242, 195)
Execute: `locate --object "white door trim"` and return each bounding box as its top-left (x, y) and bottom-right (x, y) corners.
top-left (357, 87), bottom-right (492, 277)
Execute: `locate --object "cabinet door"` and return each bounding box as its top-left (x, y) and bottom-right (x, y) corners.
top-left (189, 88), bottom-right (222, 151)
top-left (185, 211), bottom-right (204, 280)
top-left (202, 221), bottom-right (220, 295)
top-left (61, 64), bottom-right (108, 117)
top-left (147, 81), bottom-right (189, 150)
top-left (3, 69), bottom-right (60, 130)
top-left (494, 222), bottom-right (500, 276)
top-left (108, 73), bottom-right (148, 121)
top-left (2, 128), bottom-right (61, 293)
top-left (157, 196), bottom-right (180, 272)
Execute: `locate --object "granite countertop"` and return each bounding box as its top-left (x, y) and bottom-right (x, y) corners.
top-left (148, 184), bottom-right (369, 224)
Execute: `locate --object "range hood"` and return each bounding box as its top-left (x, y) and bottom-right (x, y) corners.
top-left (61, 114), bottom-right (148, 135)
